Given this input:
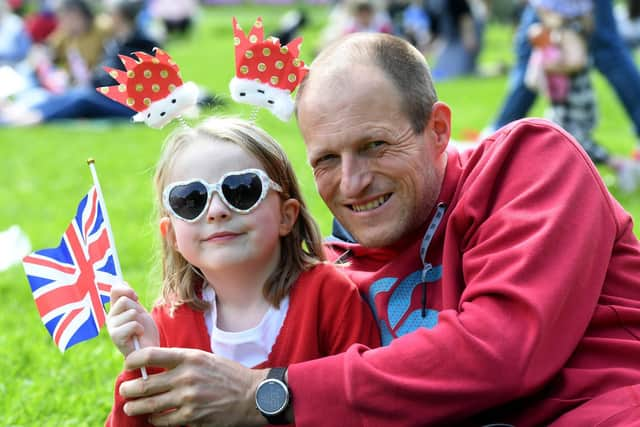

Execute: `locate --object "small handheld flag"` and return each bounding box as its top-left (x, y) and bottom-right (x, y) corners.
top-left (22, 186), bottom-right (117, 352)
top-left (22, 160), bottom-right (148, 378)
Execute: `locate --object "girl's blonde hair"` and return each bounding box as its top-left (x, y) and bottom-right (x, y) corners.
top-left (154, 116), bottom-right (325, 312)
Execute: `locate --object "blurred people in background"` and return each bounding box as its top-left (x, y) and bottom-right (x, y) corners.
top-left (148, 0), bottom-right (199, 36)
top-left (271, 9), bottom-right (308, 46)
top-left (94, 0), bottom-right (157, 87)
top-left (1, 0), bottom-right (159, 125)
top-left (427, 0), bottom-right (486, 81)
top-left (615, 0), bottom-right (640, 50)
top-left (523, 1), bottom-right (607, 163)
top-left (489, 0), bottom-right (640, 192)
top-left (319, 0), bottom-right (392, 47)
top-left (401, 0), bottom-right (431, 52)
top-left (0, 0), bottom-right (31, 66)
top-left (343, 0), bottom-right (393, 35)
top-left (47, 0), bottom-right (112, 87)
top-left (23, 0), bottom-right (58, 43)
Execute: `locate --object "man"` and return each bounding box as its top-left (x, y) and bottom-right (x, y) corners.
top-left (115, 33), bottom-right (640, 426)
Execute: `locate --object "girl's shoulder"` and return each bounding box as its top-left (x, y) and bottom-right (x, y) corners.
top-left (292, 262), bottom-right (360, 298)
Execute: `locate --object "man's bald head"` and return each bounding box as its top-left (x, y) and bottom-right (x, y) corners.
top-left (296, 33), bottom-right (438, 134)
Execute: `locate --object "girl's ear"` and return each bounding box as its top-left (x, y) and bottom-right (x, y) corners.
top-left (159, 217), bottom-right (177, 247)
top-left (279, 198), bottom-right (300, 236)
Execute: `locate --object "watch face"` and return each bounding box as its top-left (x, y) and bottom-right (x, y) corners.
top-left (256, 379), bottom-right (288, 415)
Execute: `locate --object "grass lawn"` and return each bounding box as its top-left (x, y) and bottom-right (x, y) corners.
top-left (1, 4), bottom-right (639, 425)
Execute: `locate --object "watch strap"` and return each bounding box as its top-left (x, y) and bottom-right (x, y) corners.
top-left (267, 367), bottom-right (287, 382)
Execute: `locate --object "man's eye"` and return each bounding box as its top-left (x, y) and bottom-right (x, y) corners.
top-left (313, 154), bottom-right (338, 167)
top-left (365, 141), bottom-right (387, 151)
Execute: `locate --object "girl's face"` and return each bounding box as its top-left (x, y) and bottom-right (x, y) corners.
top-left (161, 137), bottom-right (297, 276)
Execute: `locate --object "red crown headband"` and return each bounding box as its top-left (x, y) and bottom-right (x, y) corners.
top-left (96, 48), bottom-right (198, 129)
top-left (230, 17), bottom-right (308, 121)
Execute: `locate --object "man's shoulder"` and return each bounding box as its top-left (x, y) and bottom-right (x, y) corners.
top-left (470, 118), bottom-right (592, 167)
top-left (483, 118), bottom-right (575, 147)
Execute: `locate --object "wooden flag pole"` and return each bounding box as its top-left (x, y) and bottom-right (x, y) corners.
top-left (87, 158), bottom-right (148, 379)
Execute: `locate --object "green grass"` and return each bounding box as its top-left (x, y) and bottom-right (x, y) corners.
top-left (1, 5), bottom-right (639, 425)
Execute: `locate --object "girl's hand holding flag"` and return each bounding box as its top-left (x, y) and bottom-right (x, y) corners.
top-left (107, 283), bottom-right (159, 357)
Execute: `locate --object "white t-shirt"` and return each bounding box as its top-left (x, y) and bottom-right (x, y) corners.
top-left (202, 286), bottom-right (289, 367)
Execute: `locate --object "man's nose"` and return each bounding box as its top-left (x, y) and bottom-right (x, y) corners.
top-left (340, 155), bottom-right (372, 198)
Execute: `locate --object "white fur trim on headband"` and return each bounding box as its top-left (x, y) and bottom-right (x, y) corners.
top-left (132, 81), bottom-right (200, 129)
top-left (229, 77), bottom-right (295, 121)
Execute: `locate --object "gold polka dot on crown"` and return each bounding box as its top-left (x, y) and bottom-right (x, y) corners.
top-left (293, 58), bottom-right (301, 67)
top-left (152, 58), bottom-right (160, 64)
top-left (249, 35), bottom-right (257, 43)
top-left (275, 60), bottom-right (284, 70)
top-left (160, 70), bottom-right (168, 78)
top-left (245, 50), bottom-right (254, 59)
top-left (118, 84), bottom-right (127, 92)
top-left (262, 47), bottom-right (271, 56)
top-left (255, 20), bottom-right (263, 28)
top-left (135, 84), bottom-right (143, 92)
top-left (280, 46), bottom-right (289, 54)
top-left (270, 76), bottom-right (279, 85)
top-left (258, 63), bottom-right (266, 72)
top-left (168, 84), bottom-right (176, 92)
top-left (100, 87), bottom-right (109, 94)
top-left (288, 74), bottom-right (296, 83)
top-left (152, 84), bottom-right (160, 93)
top-left (144, 70), bottom-right (152, 78)
top-left (234, 37), bottom-right (240, 46)
top-left (126, 98), bottom-right (135, 106)
top-left (127, 70), bottom-right (135, 78)
top-left (144, 98), bottom-right (151, 106)
top-left (240, 65), bottom-right (249, 74)
top-left (109, 70), bottom-right (119, 78)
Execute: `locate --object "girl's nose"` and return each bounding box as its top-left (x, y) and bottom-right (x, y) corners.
top-left (206, 193), bottom-right (230, 222)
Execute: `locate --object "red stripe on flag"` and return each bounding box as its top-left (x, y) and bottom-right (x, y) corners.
top-left (64, 226), bottom-right (106, 328)
top-left (23, 255), bottom-right (76, 275)
top-left (34, 284), bottom-right (81, 316)
top-left (89, 229), bottom-right (111, 262)
top-left (53, 306), bottom-right (83, 346)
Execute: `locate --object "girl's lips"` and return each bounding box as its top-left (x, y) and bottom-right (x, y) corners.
top-left (204, 231), bottom-right (241, 241)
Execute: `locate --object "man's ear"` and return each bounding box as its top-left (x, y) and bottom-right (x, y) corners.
top-left (279, 199), bottom-right (300, 236)
top-left (159, 217), bottom-right (176, 247)
top-left (426, 101), bottom-right (452, 154)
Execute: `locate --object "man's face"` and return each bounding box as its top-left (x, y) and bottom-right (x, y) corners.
top-left (298, 63), bottom-right (446, 247)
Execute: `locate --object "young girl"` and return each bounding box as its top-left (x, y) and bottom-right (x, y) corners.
top-left (105, 117), bottom-right (380, 426)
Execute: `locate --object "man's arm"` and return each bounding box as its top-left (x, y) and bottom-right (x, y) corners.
top-left (120, 347), bottom-right (270, 426)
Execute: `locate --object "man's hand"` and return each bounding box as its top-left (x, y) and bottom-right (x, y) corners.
top-left (119, 347), bottom-right (268, 427)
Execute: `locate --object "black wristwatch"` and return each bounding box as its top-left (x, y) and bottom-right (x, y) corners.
top-left (255, 367), bottom-right (291, 425)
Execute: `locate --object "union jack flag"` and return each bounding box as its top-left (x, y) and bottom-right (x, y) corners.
top-left (22, 186), bottom-right (118, 352)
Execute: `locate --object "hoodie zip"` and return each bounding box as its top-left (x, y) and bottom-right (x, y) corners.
top-left (421, 203), bottom-right (447, 317)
